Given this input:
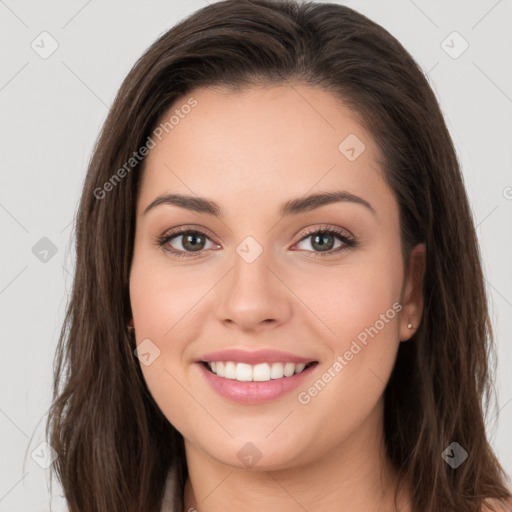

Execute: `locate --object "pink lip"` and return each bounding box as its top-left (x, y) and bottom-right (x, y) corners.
top-left (197, 361), bottom-right (318, 404)
top-left (198, 348), bottom-right (317, 365)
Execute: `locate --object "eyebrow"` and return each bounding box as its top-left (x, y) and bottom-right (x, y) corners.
top-left (143, 190), bottom-right (376, 217)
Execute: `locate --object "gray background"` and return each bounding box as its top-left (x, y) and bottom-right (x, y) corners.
top-left (1, 0), bottom-right (511, 509)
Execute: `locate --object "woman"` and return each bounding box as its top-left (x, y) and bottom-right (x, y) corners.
top-left (46, 1), bottom-right (512, 511)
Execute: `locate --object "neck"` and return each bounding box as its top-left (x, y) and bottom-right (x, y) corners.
top-left (181, 400), bottom-right (411, 512)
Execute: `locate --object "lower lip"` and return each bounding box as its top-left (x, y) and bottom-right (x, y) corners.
top-left (197, 362), bottom-right (318, 404)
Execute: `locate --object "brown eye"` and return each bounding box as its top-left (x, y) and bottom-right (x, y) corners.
top-left (157, 225), bottom-right (356, 259)
top-left (174, 232), bottom-right (207, 252)
top-left (157, 228), bottom-right (218, 258)
top-left (293, 227), bottom-right (357, 258)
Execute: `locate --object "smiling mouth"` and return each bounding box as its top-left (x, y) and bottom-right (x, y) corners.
top-left (200, 360), bottom-right (318, 382)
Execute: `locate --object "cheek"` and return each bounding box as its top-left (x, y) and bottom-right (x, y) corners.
top-left (293, 248), bottom-right (404, 425)
top-left (129, 260), bottom-right (195, 434)
top-left (333, 272), bottom-right (401, 351)
top-left (290, 246), bottom-right (404, 408)
top-left (129, 245), bottom-right (200, 345)
top-left (296, 253), bottom-right (403, 355)
top-left (129, 249), bottom-right (212, 430)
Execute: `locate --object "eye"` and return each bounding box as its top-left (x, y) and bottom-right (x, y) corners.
top-left (292, 226), bottom-right (357, 258)
top-left (156, 225), bottom-right (357, 259)
top-left (156, 227), bottom-right (219, 258)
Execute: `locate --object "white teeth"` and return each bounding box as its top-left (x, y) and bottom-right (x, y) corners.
top-left (224, 361), bottom-right (236, 379)
top-left (294, 363), bottom-right (306, 374)
top-left (206, 361), bottom-right (311, 382)
top-left (283, 362), bottom-right (295, 377)
top-left (216, 361), bottom-right (225, 377)
top-left (253, 363), bottom-right (271, 381)
top-left (270, 362), bottom-right (285, 379)
top-left (235, 363), bottom-right (253, 382)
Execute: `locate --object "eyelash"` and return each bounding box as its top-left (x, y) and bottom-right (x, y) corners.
top-left (156, 225), bottom-right (357, 259)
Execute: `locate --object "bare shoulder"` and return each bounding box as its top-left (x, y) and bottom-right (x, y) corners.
top-left (481, 497), bottom-right (512, 512)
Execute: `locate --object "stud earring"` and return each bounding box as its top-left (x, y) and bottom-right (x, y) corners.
top-left (407, 322), bottom-right (413, 329)
top-left (127, 319), bottom-right (135, 332)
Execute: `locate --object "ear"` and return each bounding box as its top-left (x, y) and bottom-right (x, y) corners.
top-left (399, 243), bottom-right (426, 342)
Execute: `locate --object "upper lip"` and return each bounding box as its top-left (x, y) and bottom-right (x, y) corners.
top-left (198, 348), bottom-right (317, 365)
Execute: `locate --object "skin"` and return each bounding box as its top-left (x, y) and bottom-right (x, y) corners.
top-left (129, 83), bottom-right (426, 512)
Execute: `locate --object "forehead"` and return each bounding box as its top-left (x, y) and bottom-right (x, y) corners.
top-left (137, 84), bottom-right (396, 221)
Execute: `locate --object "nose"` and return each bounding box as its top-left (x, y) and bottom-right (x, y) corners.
top-left (216, 246), bottom-right (292, 333)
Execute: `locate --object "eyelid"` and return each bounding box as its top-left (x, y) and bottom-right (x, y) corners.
top-left (160, 224), bottom-right (220, 243)
top-left (295, 223), bottom-right (354, 241)
top-left (159, 223), bottom-right (353, 243)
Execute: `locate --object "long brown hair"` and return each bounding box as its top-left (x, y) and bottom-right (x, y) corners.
top-left (45, 1), bottom-right (512, 510)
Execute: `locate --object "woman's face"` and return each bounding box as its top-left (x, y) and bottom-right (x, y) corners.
top-left (129, 84), bottom-right (424, 470)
